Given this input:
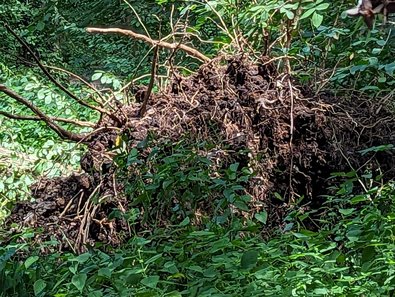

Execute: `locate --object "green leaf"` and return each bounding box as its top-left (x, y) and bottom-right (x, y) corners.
top-left (100, 76), bottom-right (108, 84)
top-left (311, 12), bottom-right (323, 28)
top-left (234, 200), bottom-right (249, 211)
top-left (274, 192), bottom-right (283, 201)
top-left (255, 211), bottom-right (268, 224)
top-left (44, 95), bottom-right (52, 104)
top-left (315, 3), bottom-right (329, 10)
top-left (34, 279), bottom-right (46, 296)
top-left (145, 253), bottom-right (163, 265)
top-left (36, 22), bottom-right (45, 31)
top-left (229, 162), bottom-right (239, 172)
top-left (76, 253), bottom-right (90, 263)
top-left (372, 48), bottom-right (381, 54)
top-left (351, 194), bottom-right (370, 204)
top-left (378, 76), bottom-right (386, 83)
top-left (88, 291), bottom-right (103, 297)
top-left (368, 57), bottom-right (378, 65)
top-left (300, 8), bottom-right (315, 20)
top-left (283, 9), bottom-right (294, 19)
top-left (358, 144), bottom-right (393, 155)
top-left (25, 256), bottom-right (39, 269)
top-left (37, 89), bottom-right (46, 100)
top-left (141, 275), bottom-right (160, 288)
top-left (72, 273), bottom-right (87, 292)
top-left (179, 217), bottom-right (190, 226)
top-left (162, 179), bottom-right (173, 189)
top-left (385, 63), bottom-right (395, 75)
top-left (314, 288), bottom-right (329, 295)
top-left (203, 267), bottom-right (217, 278)
top-left (241, 250), bottom-right (259, 269)
top-left (188, 231), bottom-right (215, 237)
top-left (24, 83), bottom-right (36, 91)
top-left (299, 229), bottom-right (317, 237)
top-left (360, 85), bottom-right (379, 91)
top-left (223, 188), bottom-right (235, 202)
top-left (163, 261), bottom-right (178, 274)
top-left (284, 223), bottom-right (294, 232)
top-left (293, 233), bottom-right (309, 239)
top-left (361, 246), bottom-right (376, 263)
top-left (339, 208), bottom-right (355, 216)
top-left (98, 268), bottom-right (112, 277)
top-left (350, 65), bottom-right (367, 75)
top-left (187, 265), bottom-right (203, 273)
top-left (92, 72), bottom-right (102, 81)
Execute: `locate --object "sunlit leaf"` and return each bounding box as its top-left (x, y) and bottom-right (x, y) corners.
top-left (255, 211), bottom-right (268, 224)
top-left (34, 279), bottom-right (46, 296)
top-left (72, 273), bottom-right (87, 292)
top-left (312, 12), bottom-right (323, 28)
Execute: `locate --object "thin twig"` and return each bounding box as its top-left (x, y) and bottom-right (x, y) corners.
top-left (139, 46), bottom-right (159, 117)
top-left (43, 65), bottom-right (106, 107)
top-left (77, 126), bottom-right (122, 145)
top-left (59, 191), bottom-right (82, 217)
top-left (4, 24), bottom-right (111, 117)
top-left (0, 110), bottom-right (95, 127)
top-left (75, 183), bottom-right (101, 252)
top-left (202, 0), bottom-right (236, 45)
top-left (122, 0), bottom-right (151, 39)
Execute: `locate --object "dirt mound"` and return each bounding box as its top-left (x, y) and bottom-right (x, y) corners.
top-left (5, 56), bottom-right (395, 252)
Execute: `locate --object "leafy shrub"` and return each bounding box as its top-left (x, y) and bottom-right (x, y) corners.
top-left (114, 138), bottom-right (252, 228)
top-left (1, 147), bottom-right (395, 296)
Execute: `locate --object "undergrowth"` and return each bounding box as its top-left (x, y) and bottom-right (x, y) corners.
top-left (1, 144), bottom-right (394, 296)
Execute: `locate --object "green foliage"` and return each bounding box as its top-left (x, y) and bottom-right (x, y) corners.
top-left (114, 138), bottom-right (252, 227)
top-left (1, 175), bottom-right (395, 296)
top-left (177, 0), bottom-right (395, 92)
top-left (0, 71), bottom-right (94, 221)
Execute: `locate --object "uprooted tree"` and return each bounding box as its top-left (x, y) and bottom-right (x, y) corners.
top-left (1, 20), bottom-right (395, 252)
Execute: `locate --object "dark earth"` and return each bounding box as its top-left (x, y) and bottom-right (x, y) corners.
top-left (5, 55), bottom-right (395, 252)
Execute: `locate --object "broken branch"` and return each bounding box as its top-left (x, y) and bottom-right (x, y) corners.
top-left (0, 110), bottom-right (95, 128)
top-left (86, 27), bottom-right (211, 63)
top-left (4, 24), bottom-right (121, 125)
top-left (0, 84), bottom-right (85, 142)
top-left (139, 46), bottom-right (159, 117)
top-left (43, 65), bottom-right (106, 108)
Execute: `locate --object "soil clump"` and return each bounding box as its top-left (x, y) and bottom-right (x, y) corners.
top-left (5, 56), bottom-right (395, 251)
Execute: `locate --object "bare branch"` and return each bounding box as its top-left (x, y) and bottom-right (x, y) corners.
top-left (0, 84), bottom-right (85, 142)
top-left (4, 24), bottom-right (120, 123)
top-left (0, 110), bottom-right (95, 128)
top-left (86, 27), bottom-right (211, 63)
top-left (43, 65), bottom-right (106, 108)
top-left (139, 46), bottom-right (159, 117)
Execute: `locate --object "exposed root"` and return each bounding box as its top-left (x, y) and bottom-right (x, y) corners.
top-left (4, 55), bottom-right (395, 252)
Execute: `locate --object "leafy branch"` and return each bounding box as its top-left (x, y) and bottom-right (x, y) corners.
top-left (4, 24), bottom-right (109, 114)
top-left (0, 84), bottom-right (85, 141)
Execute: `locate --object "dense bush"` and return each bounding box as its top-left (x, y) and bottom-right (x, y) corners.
top-left (1, 163), bottom-right (394, 296)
